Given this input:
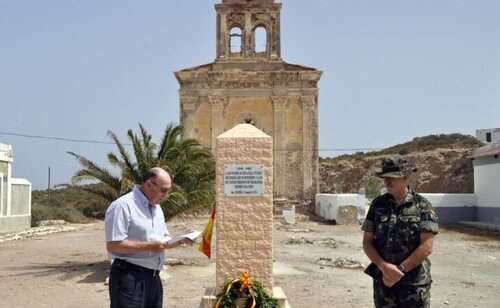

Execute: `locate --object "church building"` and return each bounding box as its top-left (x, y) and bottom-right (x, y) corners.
top-left (175, 0), bottom-right (322, 205)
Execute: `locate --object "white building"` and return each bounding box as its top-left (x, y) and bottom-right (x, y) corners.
top-left (476, 128), bottom-right (500, 143)
top-left (470, 143), bottom-right (500, 222)
top-left (0, 143), bottom-right (32, 231)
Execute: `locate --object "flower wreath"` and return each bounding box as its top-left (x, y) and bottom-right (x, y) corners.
top-left (214, 272), bottom-right (280, 308)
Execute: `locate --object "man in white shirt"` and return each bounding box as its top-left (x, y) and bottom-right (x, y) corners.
top-left (105, 167), bottom-right (192, 308)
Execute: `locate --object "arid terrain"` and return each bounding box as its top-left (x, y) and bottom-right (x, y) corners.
top-left (319, 134), bottom-right (484, 198)
top-left (320, 148), bottom-right (475, 197)
top-left (1, 217), bottom-right (499, 308)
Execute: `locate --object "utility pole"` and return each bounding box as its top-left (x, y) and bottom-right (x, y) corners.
top-left (48, 166), bottom-right (51, 206)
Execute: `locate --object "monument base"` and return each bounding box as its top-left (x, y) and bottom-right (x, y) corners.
top-left (199, 286), bottom-right (291, 308)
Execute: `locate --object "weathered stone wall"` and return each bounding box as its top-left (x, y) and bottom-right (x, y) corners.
top-left (178, 72), bottom-right (320, 205)
top-left (215, 1), bottom-right (282, 61)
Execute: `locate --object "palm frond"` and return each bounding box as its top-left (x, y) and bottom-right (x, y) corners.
top-left (78, 184), bottom-right (122, 203)
top-left (68, 122), bottom-right (215, 220)
top-left (107, 130), bottom-right (138, 181)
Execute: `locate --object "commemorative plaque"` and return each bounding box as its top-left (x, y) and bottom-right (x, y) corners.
top-left (224, 165), bottom-right (264, 196)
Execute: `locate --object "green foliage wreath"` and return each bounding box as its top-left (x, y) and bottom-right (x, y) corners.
top-left (214, 272), bottom-right (279, 308)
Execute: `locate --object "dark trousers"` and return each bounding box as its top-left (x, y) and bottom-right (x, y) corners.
top-left (109, 259), bottom-right (163, 308)
top-left (373, 279), bottom-right (431, 308)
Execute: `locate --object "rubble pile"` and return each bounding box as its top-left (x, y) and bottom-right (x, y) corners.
top-left (284, 236), bottom-right (314, 244)
top-left (317, 257), bottom-right (364, 269)
top-left (0, 221), bottom-right (77, 243)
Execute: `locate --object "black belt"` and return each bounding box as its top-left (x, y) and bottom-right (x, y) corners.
top-left (113, 258), bottom-right (161, 276)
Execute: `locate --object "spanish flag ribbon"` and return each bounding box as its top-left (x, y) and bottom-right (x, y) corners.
top-left (198, 208), bottom-right (215, 258)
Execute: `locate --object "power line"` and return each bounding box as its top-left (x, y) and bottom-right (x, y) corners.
top-left (318, 148), bottom-right (381, 152)
top-left (0, 131), bottom-right (381, 152)
top-left (0, 131), bottom-right (126, 145)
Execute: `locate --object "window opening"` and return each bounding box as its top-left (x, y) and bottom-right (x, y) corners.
top-left (254, 26), bottom-right (267, 53)
top-left (230, 27), bottom-right (242, 53)
top-left (486, 132), bottom-right (492, 142)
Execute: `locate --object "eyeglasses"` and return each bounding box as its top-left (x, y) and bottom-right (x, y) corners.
top-left (149, 180), bottom-right (171, 194)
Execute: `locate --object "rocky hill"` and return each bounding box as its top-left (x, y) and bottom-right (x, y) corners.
top-left (319, 134), bottom-right (484, 199)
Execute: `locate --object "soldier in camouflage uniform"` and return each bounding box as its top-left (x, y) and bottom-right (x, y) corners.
top-left (362, 155), bottom-right (439, 307)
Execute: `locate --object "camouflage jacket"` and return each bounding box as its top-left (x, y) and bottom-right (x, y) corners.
top-left (362, 188), bottom-right (439, 286)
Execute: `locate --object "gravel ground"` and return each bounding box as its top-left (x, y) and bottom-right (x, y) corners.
top-left (0, 217), bottom-right (499, 307)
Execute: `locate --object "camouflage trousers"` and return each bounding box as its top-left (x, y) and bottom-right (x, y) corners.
top-left (373, 279), bottom-right (431, 308)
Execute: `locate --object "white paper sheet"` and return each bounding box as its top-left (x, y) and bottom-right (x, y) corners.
top-left (163, 230), bottom-right (202, 245)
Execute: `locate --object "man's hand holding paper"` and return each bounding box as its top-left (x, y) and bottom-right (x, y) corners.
top-left (163, 230), bottom-right (202, 247)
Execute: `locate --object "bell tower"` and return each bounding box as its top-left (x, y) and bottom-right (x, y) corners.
top-left (215, 0), bottom-right (281, 61)
top-left (176, 0), bottom-right (322, 207)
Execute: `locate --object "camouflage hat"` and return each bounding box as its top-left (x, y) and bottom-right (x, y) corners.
top-left (375, 155), bottom-right (417, 178)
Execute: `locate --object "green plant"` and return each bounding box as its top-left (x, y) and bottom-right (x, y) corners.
top-left (365, 178), bottom-right (382, 199)
top-left (31, 203), bottom-right (88, 226)
top-left (214, 272), bottom-right (279, 308)
top-left (67, 123), bottom-right (215, 220)
top-left (30, 186), bottom-right (107, 226)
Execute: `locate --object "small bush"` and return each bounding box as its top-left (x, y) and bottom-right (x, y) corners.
top-left (365, 178), bottom-right (382, 199)
top-left (31, 185), bottom-right (108, 226)
top-left (31, 204), bottom-right (89, 226)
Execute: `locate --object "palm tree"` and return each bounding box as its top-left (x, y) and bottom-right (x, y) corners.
top-left (68, 123), bottom-right (215, 219)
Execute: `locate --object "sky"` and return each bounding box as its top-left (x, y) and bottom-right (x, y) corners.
top-left (1, 0), bottom-right (499, 190)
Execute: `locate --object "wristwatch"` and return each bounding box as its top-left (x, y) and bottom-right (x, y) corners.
top-left (397, 264), bottom-right (406, 273)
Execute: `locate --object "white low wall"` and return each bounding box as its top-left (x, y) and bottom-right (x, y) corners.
top-left (420, 193), bottom-right (477, 223)
top-left (316, 193), bottom-right (480, 224)
top-left (420, 193), bottom-right (476, 207)
top-left (0, 215), bottom-right (31, 232)
top-left (315, 193), bottom-right (365, 222)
